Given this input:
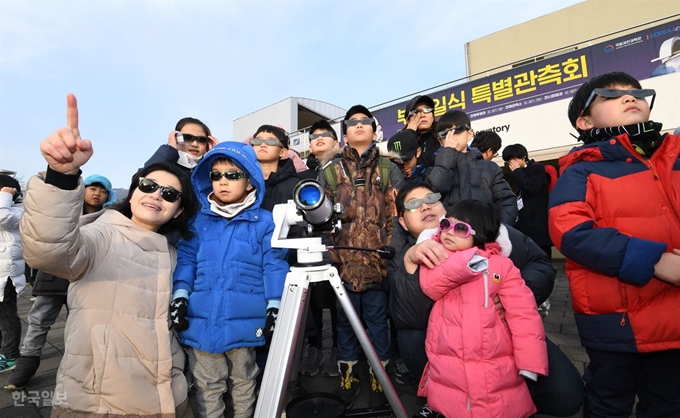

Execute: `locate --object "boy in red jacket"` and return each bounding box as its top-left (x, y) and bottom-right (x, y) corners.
top-left (549, 71), bottom-right (680, 417)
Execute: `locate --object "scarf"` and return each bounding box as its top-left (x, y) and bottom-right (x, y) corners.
top-left (177, 150), bottom-right (202, 169)
top-left (208, 190), bottom-right (257, 219)
top-left (579, 121), bottom-right (664, 156)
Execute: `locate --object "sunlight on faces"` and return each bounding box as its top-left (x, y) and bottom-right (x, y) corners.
top-left (343, 113), bottom-right (376, 147)
top-left (253, 131), bottom-right (286, 163)
top-left (412, 104), bottom-right (435, 131)
top-left (178, 123), bottom-right (210, 158)
top-left (130, 170), bottom-right (184, 232)
top-left (83, 184), bottom-right (108, 211)
top-left (398, 187), bottom-right (446, 238)
top-left (309, 129), bottom-right (336, 156)
top-left (577, 84), bottom-right (651, 130)
top-left (209, 161), bottom-right (252, 205)
top-left (439, 217), bottom-right (475, 252)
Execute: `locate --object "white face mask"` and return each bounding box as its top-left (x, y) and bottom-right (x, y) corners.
top-left (177, 150), bottom-right (202, 169)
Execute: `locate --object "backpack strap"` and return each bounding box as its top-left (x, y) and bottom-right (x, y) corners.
top-left (322, 161), bottom-right (338, 197)
top-left (378, 157), bottom-right (391, 192)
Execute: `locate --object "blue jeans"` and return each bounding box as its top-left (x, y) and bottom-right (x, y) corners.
top-left (337, 289), bottom-right (389, 362)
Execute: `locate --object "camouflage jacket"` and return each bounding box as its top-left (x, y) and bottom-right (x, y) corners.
top-left (321, 146), bottom-right (396, 292)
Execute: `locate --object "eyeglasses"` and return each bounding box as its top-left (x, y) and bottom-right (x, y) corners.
top-left (309, 131), bottom-right (335, 141)
top-left (344, 118), bottom-right (374, 127)
top-left (180, 133), bottom-right (209, 144)
top-left (210, 170), bottom-right (248, 181)
top-left (439, 218), bottom-right (476, 238)
top-left (437, 124), bottom-right (470, 139)
top-left (408, 107), bottom-right (434, 117)
top-left (403, 192), bottom-right (441, 212)
top-left (581, 88), bottom-right (656, 115)
top-left (137, 178), bottom-right (182, 202)
top-left (250, 138), bottom-right (282, 147)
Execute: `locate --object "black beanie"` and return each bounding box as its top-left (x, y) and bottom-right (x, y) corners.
top-left (343, 105), bottom-right (377, 134)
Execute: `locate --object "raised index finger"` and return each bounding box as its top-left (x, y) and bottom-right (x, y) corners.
top-left (66, 93), bottom-right (80, 139)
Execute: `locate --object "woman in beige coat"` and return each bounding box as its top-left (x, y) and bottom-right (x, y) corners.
top-left (19, 94), bottom-right (199, 417)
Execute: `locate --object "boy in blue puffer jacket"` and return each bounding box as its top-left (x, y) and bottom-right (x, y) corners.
top-left (170, 141), bottom-right (289, 418)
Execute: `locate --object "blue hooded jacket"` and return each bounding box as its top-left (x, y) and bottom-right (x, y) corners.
top-left (173, 141), bottom-right (289, 354)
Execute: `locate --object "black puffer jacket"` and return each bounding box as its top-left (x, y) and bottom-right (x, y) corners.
top-left (427, 147), bottom-right (518, 225)
top-left (261, 158), bottom-right (301, 212)
top-left (510, 160), bottom-right (552, 247)
top-left (388, 128), bottom-right (440, 168)
top-left (387, 219), bottom-right (555, 330)
top-left (31, 269), bottom-right (69, 296)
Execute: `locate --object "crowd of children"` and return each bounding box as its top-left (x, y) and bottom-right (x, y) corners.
top-left (0, 70), bottom-right (678, 418)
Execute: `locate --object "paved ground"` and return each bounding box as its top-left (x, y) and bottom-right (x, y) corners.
top-left (0, 261), bottom-right (589, 417)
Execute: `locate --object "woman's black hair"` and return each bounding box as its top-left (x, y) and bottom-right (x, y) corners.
top-left (111, 162), bottom-right (199, 240)
top-left (175, 117), bottom-right (212, 137)
top-left (448, 199), bottom-right (501, 249)
top-left (0, 175), bottom-right (22, 204)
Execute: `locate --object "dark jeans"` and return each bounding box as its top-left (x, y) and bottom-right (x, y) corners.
top-left (0, 279), bottom-right (21, 359)
top-left (337, 289), bottom-right (389, 362)
top-left (396, 329), bottom-right (427, 382)
top-left (584, 348), bottom-right (680, 418)
top-left (308, 281), bottom-right (338, 349)
top-left (526, 337), bottom-right (584, 416)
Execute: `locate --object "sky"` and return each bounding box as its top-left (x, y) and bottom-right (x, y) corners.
top-left (0, 0), bottom-right (583, 188)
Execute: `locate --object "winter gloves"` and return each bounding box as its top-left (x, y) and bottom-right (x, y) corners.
top-left (264, 307), bottom-right (278, 346)
top-left (170, 297), bottom-right (189, 332)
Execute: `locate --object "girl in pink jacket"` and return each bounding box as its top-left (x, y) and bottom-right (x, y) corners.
top-left (418, 200), bottom-right (548, 418)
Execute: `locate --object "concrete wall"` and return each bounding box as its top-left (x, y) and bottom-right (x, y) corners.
top-left (466, 0), bottom-right (680, 78)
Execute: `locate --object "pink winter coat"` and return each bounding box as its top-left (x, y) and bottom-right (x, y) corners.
top-left (418, 244), bottom-right (548, 418)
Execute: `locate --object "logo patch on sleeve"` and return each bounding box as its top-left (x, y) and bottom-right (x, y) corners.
top-left (492, 273), bottom-right (501, 284)
top-left (256, 328), bottom-right (263, 338)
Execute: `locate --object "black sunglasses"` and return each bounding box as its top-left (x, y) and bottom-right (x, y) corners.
top-left (437, 124), bottom-right (470, 139)
top-left (344, 118), bottom-right (374, 127)
top-left (138, 178), bottom-right (182, 202)
top-left (180, 133), bottom-right (209, 144)
top-left (210, 170), bottom-right (248, 181)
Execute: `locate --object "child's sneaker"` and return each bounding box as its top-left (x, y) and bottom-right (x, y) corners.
top-left (300, 345), bottom-right (325, 376)
top-left (393, 357), bottom-right (415, 385)
top-left (411, 405), bottom-right (445, 417)
top-left (322, 347), bottom-right (339, 377)
top-left (0, 354), bottom-right (18, 375)
top-left (333, 361), bottom-right (360, 408)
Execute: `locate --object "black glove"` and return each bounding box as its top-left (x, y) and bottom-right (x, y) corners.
top-left (170, 297), bottom-right (189, 332)
top-left (263, 307), bottom-right (278, 347)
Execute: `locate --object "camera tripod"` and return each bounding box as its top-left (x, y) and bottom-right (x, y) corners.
top-left (253, 260), bottom-right (408, 418)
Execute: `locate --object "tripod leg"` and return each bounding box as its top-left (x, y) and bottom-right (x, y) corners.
top-left (254, 269), bottom-right (312, 418)
top-left (327, 268), bottom-right (408, 418)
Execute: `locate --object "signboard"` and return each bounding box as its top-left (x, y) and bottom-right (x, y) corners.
top-left (373, 19), bottom-right (680, 139)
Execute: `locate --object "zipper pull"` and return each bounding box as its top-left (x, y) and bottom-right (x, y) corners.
top-left (620, 312), bottom-right (626, 327)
